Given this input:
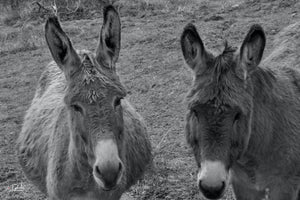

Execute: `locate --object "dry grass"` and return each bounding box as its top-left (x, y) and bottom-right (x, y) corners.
top-left (0, 24), bottom-right (42, 55)
top-left (0, 0), bottom-right (203, 55)
top-left (115, 0), bottom-right (200, 16)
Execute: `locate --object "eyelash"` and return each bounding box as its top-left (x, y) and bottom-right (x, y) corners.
top-left (71, 104), bottom-right (84, 114)
top-left (114, 97), bottom-right (123, 108)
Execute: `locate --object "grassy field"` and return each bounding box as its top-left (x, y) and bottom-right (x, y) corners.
top-left (1, 0), bottom-right (300, 199)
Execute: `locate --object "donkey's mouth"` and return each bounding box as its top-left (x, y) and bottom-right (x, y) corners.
top-left (94, 176), bottom-right (119, 192)
top-left (101, 185), bottom-right (118, 191)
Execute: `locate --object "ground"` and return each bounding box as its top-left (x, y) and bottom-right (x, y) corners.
top-left (1, 0), bottom-right (300, 199)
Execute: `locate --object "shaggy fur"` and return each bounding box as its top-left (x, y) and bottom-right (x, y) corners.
top-left (17, 5), bottom-right (152, 200)
top-left (181, 22), bottom-right (300, 200)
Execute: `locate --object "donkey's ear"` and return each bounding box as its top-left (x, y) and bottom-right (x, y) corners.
top-left (45, 16), bottom-right (80, 78)
top-left (181, 23), bottom-right (207, 72)
top-left (240, 24), bottom-right (266, 73)
top-left (95, 5), bottom-right (121, 71)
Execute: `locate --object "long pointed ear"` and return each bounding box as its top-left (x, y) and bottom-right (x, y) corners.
top-left (239, 24), bottom-right (266, 76)
top-left (180, 23), bottom-right (208, 73)
top-left (45, 16), bottom-right (80, 79)
top-left (95, 5), bottom-right (121, 72)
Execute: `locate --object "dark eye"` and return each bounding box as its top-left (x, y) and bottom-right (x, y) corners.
top-left (234, 112), bottom-right (241, 122)
top-left (233, 113), bottom-right (241, 133)
top-left (114, 97), bottom-right (123, 108)
top-left (191, 109), bottom-right (198, 118)
top-left (80, 134), bottom-right (88, 144)
top-left (71, 104), bottom-right (84, 114)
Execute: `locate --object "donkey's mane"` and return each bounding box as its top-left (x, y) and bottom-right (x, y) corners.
top-left (251, 67), bottom-right (276, 100)
top-left (216, 41), bottom-right (237, 65)
top-left (213, 41), bottom-right (237, 81)
top-left (213, 41), bottom-right (276, 92)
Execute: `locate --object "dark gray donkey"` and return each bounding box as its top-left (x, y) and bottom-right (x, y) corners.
top-left (17, 5), bottom-right (152, 200)
top-left (181, 22), bottom-right (300, 200)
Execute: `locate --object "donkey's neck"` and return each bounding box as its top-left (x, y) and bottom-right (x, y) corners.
top-left (246, 68), bottom-right (276, 153)
top-left (249, 66), bottom-right (298, 154)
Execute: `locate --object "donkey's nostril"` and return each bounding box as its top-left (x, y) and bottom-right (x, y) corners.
top-left (118, 162), bottom-right (122, 171)
top-left (94, 162), bottom-right (123, 189)
top-left (95, 166), bottom-right (102, 178)
top-left (199, 180), bottom-right (225, 199)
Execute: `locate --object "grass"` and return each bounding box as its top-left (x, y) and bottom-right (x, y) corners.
top-left (0, 0), bottom-right (201, 55)
top-left (116, 0), bottom-right (199, 15)
top-left (0, 24), bottom-right (43, 55)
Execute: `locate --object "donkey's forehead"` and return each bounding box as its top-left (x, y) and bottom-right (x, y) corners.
top-left (187, 73), bottom-right (251, 114)
top-left (77, 49), bottom-right (94, 58)
top-left (70, 74), bottom-right (126, 104)
top-left (68, 50), bottom-right (126, 103)
top-left (188, 65), bottom-right (249, 111)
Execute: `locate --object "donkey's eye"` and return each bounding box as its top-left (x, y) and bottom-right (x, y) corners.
top-left (191, 109), bottom-right (199, 118)
top-left (71, 104), bottom-right (84, 114)
top-left (233, 113), bottom-right (241, 133)
top-left (234, 112), bottom-right (241, 122)
top-left (114, 97), bottom-right (123, 108)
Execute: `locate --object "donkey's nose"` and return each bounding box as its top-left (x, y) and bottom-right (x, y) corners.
top-left (199, 180), bottom-right (225, 199)
top-left (94, 162), bottom-right (123, 189)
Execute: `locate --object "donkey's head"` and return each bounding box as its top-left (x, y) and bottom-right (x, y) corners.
top-left (181, 24), bottom-right (266, 199)
top-left (45, 6), bottom-right (125, 190)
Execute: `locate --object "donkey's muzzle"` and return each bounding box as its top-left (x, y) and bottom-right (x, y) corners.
top-left (93, 139), bottom-right (123, 190)
top-left (94, 161), bottom-right (123, 190)
top-left (199, 180), bottom-right (225, 199)
top-left (197, 160), bottom-right (228, 199)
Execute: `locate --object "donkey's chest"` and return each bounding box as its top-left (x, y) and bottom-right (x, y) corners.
top-left (233, 158), bottom-right (286, 191)
top-left (68, 187), bottom-right (123, 200)
top-left (54, 176), bottom-right (124, 200)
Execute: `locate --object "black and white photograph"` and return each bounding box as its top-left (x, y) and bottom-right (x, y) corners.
top-left (1, 0), bottom-right (300, 199)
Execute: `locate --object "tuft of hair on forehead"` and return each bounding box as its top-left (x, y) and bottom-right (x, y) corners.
top-left (213, 41), bottom-right (237, 80)
top-left (217, 41), bottom-right (237, 67)
top-left (221, 40), bottom-right (236, 56)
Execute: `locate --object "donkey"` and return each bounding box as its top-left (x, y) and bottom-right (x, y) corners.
top-left (16, 5), bottom-right (152, 200)
top-left (181, 23), bottom-right (300, 200)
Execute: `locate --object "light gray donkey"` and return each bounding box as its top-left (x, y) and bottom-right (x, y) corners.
top-left (17, 5), bottom-right (152, 200)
